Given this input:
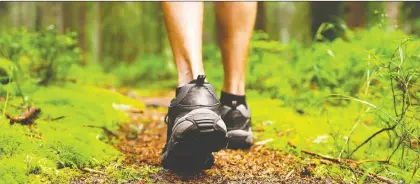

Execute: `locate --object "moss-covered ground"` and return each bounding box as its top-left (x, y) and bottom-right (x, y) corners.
top-left (0, 83), bottom-right (418, 183)
top-left (0, 83), bottom-right (161, 183)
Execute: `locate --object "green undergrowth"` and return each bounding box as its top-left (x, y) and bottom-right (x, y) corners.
top-left (0, 28), bottom-right (160, 183)
top-left (247, 93), bottom-right (418, 182)
top-left (0, 83), bottom-right (146, 183)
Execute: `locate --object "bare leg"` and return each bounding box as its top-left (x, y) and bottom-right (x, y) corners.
top-left (215, 2), bottom-right (257, 95)
top-left (162, 2), bottom-right (204, 87)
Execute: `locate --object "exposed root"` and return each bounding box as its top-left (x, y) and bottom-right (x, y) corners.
top-left (5, 107), bottom-right (41, 125)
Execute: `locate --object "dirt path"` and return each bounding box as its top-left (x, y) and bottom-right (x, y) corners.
top-left (116, 95), bottom-right (329, 183)
top-left (71, 90), bottom-right (388, 183)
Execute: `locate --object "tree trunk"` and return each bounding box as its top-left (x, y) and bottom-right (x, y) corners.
top-left (35, 3), bottom-right (43, 31)
top-left (21, 2), bottom-right (36, 31)
top-left (255, 2), bottom-right (266, 31)
top-left (344, 2), bottom-right (366, 29)
top-left (79, 2), bottom-right (87, 65)
top-left (268, 2), bottom-right (311, 44)
top-left (63, 2), bottom-right (74, 33)
top-left (156, 4), bottom-right (164, 55)
top-left (92, 2), bottom-right (101, 64)
top-left (0, 2), bottom-right (9, 30)
top-left (385, 2), bottom-right (402, 30)
top-left (55, 2), bottom-right (64, 33)
top-left (10, 2), bottom-right (22, 28)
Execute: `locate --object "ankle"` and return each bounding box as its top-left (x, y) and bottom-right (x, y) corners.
top-left (222, 79), bottom-right (245, 96)
top-left (220, 91), bottom-right (247, 108)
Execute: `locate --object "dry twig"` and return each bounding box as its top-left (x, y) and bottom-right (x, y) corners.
top-left (82, 168), bottom-right (105, 175)
top-left (84, 125), bottom-right (118, 137)
top-left (43, 116), bottom-right (67, 121)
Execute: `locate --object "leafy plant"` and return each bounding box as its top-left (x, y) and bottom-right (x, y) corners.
top-left (0, 27), bottom-right (82, 85)
top-left (111, 55), bottom-right (176, 86)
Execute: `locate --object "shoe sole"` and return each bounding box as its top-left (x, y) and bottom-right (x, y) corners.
top-left (226, 128), bottom-right (253, 149)
top-left (161, 108), bottom-right (227, 171)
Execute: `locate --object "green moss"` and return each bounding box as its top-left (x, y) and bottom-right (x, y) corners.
top-left (31, 167), bottom-right (81, 184)
top-left (104, 164), bottom-right (161, 183)
top-left (0, 83), bottom-right (144, 183)
top-left (0, 157), bottom-right (28, 184)
top-left (0, 128), bottom-right (25, 158)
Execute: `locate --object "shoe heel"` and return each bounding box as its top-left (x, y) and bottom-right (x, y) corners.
top-left (172, 108), bottom-right (227, 155)
top-left (226, 129), bottom-right (253, 149)
top-left (188, 109), bottom-right (227, 152)
top-left (194, 119), bottom-right (228, 152)
top-left (162, 108), bottom-right (227, 170)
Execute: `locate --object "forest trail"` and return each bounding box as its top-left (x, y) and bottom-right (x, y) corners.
top-left (115, 91), bottom-right (332, 183)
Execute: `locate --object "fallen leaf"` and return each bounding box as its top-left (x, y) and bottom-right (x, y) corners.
top-left (255, 138), bottom-right (274, 146)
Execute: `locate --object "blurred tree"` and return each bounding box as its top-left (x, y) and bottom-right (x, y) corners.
top-left (10, 2), bottom-right (21, 28)
top-left (1, 1), bottom-right (417, 68)
top-left (92, 2), bottom-right (101, 65)
top-left (344, 2), bottom-right (366, 28)
top-left (35, 3), bottom-right (42, 31)
top-left (311, 2), bottom-right (341, 40)
top-left (0, 2), bottom-right (9, 32)
top-left (23, 3), bottom-right (36, 31)
top-left (400, 2), bottom-right (420, 35)
top-left (55, 2), bottom-right (64, 33)
top-left (156, 4), bottom-right (164, 54)
top-left (268, 2), bottom-right (311, 44)
top-left (255, 2), bottom-right (266, 32)
top-left (79, 2), bottom-right (87, 64)
top-left (63, 2), bottom-right (73, 32)
top-left (385, 2), bottom-right (402, 29)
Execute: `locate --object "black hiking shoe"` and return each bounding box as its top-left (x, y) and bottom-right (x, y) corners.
top-left (161, 75), bottom-right (228, 171)
top-left (221, 102), bottom-right (253, 149)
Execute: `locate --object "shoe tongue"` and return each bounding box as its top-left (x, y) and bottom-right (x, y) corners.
top-left (187, 75), bottom-right (207, 85)
top-left (196, 75), bottom-right (206, 85)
